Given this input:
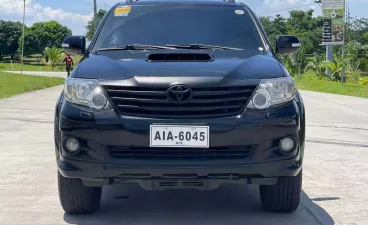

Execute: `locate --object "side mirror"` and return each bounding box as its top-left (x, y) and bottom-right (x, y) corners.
top-left (275, 35), bottom-right (301, 55)
top-left (62, 36), bottom-right (86, 55)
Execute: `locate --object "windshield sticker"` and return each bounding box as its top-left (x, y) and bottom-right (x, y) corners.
top-left (235, 10), bottom-right (244, 15)
top-left (114, 6), bottom-right (131, 17)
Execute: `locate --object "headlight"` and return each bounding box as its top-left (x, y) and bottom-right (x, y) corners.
top-left (247, 77), bottom-right (295, 109)
top-left (64, 78), bottom-right (111, 110)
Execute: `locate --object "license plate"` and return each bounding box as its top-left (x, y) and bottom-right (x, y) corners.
top-left (150, 125), bottom-right (209, 148)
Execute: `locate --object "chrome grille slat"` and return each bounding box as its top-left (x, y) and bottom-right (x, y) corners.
top-left (104, 85), bottom-right (256, 119)
top-left (116, 104), bottom-right (243, 111)
top-left (105, 89), bottom-right (166, 96)
top-left (193, 89), bottom-right (253, 96)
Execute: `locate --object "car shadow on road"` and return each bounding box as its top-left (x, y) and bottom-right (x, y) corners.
top-left (64, 184), bottom-right (334, 225)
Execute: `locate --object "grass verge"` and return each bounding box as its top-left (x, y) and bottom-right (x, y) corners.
top-left (0, 72), bottom-right (65, 99)
top-left (0, 55), bottom-right (82, 72)
top-left (295, 72), bottom-right (368, 98)
top-left (0, 62), bottom-right (65, 72)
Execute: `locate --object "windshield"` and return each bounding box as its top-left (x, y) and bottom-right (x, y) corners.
top-left (93, 5), bottom-right (265, 51)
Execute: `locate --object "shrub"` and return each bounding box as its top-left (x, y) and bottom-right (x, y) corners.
top-left (42, 47), bottom-right (64, 69)
top-left (360, 77), bottom-right (368, 86)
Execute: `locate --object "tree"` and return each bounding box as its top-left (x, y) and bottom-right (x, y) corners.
top-left (260, 15), bottom-right (287, 49)
top-left (22, 28), bottom-right (43, 57)
top-left (0, 20), bottom-right (23, 60)
top-left (86, 9), bottom-right (107, 40)
top-left (43, 47), bottom-right (64, 69)
top-left (294, 47), bottom-right (308, 76)
top-left (281, 55), bottom-right (298, 77)
top-left (22, 21), bottom-right (72, 56)
top-left (258, 9), bottom-right (368, 82)
top-left (286, 10), bottom-right (324, 55)
top-left (364, 32), bottom-right (368, 42)
top-left (260, 10), bottom-right (324, 55)
top-left (306, 53), bottom-right (325, 78)
top-left (345, 41), bottom-right (362, 71)
top-left (321, 61), bottom-right (343, 81)
top-left (320, 54), bottom-right (347, 81)
top-left (346, 18), bottom-right (368, 44)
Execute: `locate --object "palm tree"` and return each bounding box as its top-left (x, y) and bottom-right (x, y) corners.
top-left (281, 55), bottom-right (298, 77)
top-left (294, 47), bottom-right (308, 77)
top-left (43, 47), bottom-right (64, 69)
top-left (280, 47), bottom-right (307, 78)
top-left (305, 53), bottom-right (325, 78)
top-left (320, 55), bottom-right (344, 81)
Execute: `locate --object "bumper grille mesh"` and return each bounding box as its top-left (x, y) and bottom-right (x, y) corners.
top-left (107, 146), bottom-right (253, 160)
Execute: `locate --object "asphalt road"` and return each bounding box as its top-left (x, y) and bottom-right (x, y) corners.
top-left (1, 86), bottom-right (368, 225)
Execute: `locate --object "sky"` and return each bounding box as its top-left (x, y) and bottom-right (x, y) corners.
top-left (0, 0), bottom-right (366, 35)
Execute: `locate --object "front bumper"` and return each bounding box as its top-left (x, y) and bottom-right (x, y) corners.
top-left (55, 99), bottom-right (304, 186)
top-left (57, 154), bottom-right (301, 189)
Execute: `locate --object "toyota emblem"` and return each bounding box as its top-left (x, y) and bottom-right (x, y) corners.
top-left (166, 85), bottom-right (193, 103)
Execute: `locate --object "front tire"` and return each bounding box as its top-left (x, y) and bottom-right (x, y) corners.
top-left (259, 169), bottom-right (302, 212)
top-left (58, 172), bottom-right (102, 214)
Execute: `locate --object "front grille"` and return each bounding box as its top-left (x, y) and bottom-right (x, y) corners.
top-left (103, 85), bottom-right (257, 119)
top-left (107, 145), bottom-right (253, 160)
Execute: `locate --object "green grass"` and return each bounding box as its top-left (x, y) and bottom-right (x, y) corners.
top-left (0, 54), bottom-right (83, 72)
top-left (0, 72), bottom-right (65, 99)
top-left (295, 71), bottom-right (368, 98)
top-left (0, 62), bottom-right (65, 72)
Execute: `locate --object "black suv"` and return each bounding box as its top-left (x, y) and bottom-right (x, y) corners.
top-left (55, 0), bottom-right (305, 215)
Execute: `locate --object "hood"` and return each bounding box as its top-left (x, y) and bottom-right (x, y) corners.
top-left (74, 50), bottom-right (285, 80)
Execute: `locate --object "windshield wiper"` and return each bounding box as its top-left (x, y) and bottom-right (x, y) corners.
top-left (97, 44), bottom-right (176, 51)
top-left (166, 44), bottom-right (243, 50)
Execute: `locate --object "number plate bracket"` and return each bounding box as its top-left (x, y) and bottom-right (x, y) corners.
top-left (150, 125), bottom-right (209, 148)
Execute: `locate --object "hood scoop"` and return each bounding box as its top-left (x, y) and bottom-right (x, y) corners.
top-left (147, 53), bottom-right (213, 62)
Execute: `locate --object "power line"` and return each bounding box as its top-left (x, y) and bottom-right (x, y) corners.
top-left (257, 3), bottom-right (317, 16)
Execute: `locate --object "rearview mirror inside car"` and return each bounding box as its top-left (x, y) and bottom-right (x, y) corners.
top-left (275, 35), bottom-right (301, 55)
top-left (62, 36), bottom-right (87, 55)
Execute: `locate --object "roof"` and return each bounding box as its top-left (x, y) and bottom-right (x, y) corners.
top-left (118, 0), bottom-right (247, 7)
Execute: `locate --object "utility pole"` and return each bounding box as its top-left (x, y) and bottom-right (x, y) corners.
top-left (326, 45), bottom-right (333, 76)
top-left (21, 0), bottom-right (26, 75)
top-left (341, 0), bottom-right (348, 86)
top-left (93, 0), bottom-right (98, 31)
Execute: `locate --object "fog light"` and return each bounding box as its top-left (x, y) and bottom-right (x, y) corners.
top-left (64, 137), bottom-right (80, 154)
top-left (279, 137), bottom-right (296, 153)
